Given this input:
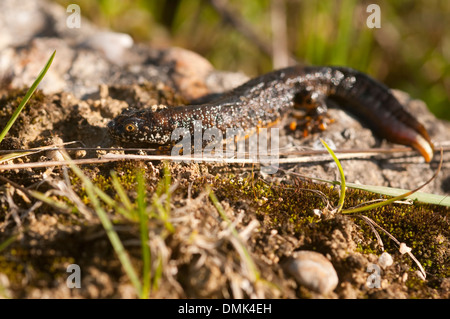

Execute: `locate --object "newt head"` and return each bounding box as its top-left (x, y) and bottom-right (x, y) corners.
top-left (108, 108), bottom-right (172, 145)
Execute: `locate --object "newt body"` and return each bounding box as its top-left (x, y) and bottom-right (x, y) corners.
top-left (108, 66), bottom-right (434, 162)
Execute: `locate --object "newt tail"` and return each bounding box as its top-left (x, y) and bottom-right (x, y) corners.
top-left (108, 66), bottom-right (434, 162)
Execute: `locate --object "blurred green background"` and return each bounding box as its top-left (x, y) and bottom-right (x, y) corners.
top-left (56, 0), bottom-right (449, 120)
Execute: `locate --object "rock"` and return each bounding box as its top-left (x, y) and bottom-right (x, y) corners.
top-left (283, 250), bottom-right (339, 295)
top-left (158, 47), bottom-right (214, 100)
top-left (378, 252), bottom-right (393, 269)
top-left (81, 31), bottom-right (134, 66)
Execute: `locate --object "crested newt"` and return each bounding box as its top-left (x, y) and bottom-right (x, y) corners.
top-left (108, 66), bottom-right (434, 162)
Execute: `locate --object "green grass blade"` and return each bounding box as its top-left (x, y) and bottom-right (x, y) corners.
top-left (342, 149), bottom-right (445, 212)
top-left (29, 190), bottom-right (74, 212)
top-left (286, 171), bottom-right (449, 207)
top-left (136, 169), bottom-right (151, 298)
top-left (342, 180), bottom-right (440, 214)
top-left (344, 182), bottom-right (450, 207)
top-left (110, 171), bottom-right (135, 213)
top-left (152, 254), bottom-right (163, 292)
top-left (342, 193), bottom-right (410, 214)
top-left (61, 151), bottom-right (142, 296)
top-left (0, 234), bottom-right (17, 252)
top-left (91, 173), bottom-right (135, 220)
top-left (0, 142), bottom-right (79, 164)
top-left (208, 187), bottom-right (260, 281)
top-left (150, 163), bottom-right (174, 233)
top-left (0, 50), bottom-right (55, 143)
top-left (321, 139), bottom-right (346, 212)
top-left (151, 192), bottom-right (175, 233)
top-left (162, 163), bottom-right (174, 232)
top-left (85, 177), bottom-right (142, 296)
top-left (163, 163), bottom-right (171, 215)
top-left (0, 151), bottom-right (39, 164)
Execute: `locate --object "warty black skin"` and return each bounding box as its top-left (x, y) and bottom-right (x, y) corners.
top-left (108, 66), bottom-right (434, 161)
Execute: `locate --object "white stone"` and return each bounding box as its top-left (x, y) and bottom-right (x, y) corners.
top-left (284, 250), bottom-right (338, 294)
top-left (378, 252), bottom-right (393, 269)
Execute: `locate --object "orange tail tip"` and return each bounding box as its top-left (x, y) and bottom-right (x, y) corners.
top-left (413, 134), bottom-right (434, 162)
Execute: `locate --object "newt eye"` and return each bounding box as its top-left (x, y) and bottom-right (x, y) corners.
top-left (125, 123), bottom-right (137, 132)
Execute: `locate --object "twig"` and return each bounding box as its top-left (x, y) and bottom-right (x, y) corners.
top-left (358, 214), bottom-right (384, 251)
top-left (357, 214), bottom-right (426, 279)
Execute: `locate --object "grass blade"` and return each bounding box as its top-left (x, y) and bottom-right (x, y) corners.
top-left (0, 50), bottom-right (55, 143)
top-left (90, 173), bottom-right (136, 220)
top-left (110, 171), bottom-right (135, 213)
top-left (342, 148), bottom-right (444, 213)
top-left (0, 151), bottom-right (39, 164)
top-left (60, 151), bottom-right (142, 296)
top-left (320, 139), bottom-right (346, 212)
top-left (0, 142), bottom-right (79, 164)
top-left (208, 187), bottom-right (260, 281)
top-left (0, 234), bottom-right (17, 252)
top-left (152, 254), bottom-right (163, 292)
top-left (29, 190), bottom-right (74, 212)
top-left (345, 183), bottom-right (450, 207)
top-left (136, 169), bottom-right (151, 298)
top-left (150, 163), bottom-right (175, 233)
top-left (282, 147), bottom-right (447, 207)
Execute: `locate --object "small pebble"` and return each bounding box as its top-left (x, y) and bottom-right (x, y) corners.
top-left (75, 149), bottom-right (87, 159)
top-left (46, 149), bottom-right (65, 162)
top-left (284, 250), bottom-right (338, 294)
top-left (402, 272), bottom-right (408, 283)
top-left (312, 209), bottom-right (323, 218)
top-left (45, 136), bottom-right (66, 162)
top-left (416, 270), bottom-right (426, 281)
top-left (378, 252), bottom-right (393, 269)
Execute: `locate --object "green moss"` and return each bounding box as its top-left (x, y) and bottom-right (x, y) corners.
top-left (211, 173), bottom-right (449, 278)
top-left (213, 174), bottom-right (337, 234)
top-left (48, 256), bottom-right (76, 273)
top-left (353, 202), bottom-right (448, 278)
top-left (0, 255), bottom-right (25, 285)
top-left (0, 88), bottom-right (47, 132)
top-left (65, 161), bottom-right (142, 204)
top-left (405, 273), bottom-right (428, 291)
top-left (355, 243), bottom-right (378, 255)
top-left (0, 246), bottom-right (73, 288)
top-left (0, 88), bottom-right (46, 114)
